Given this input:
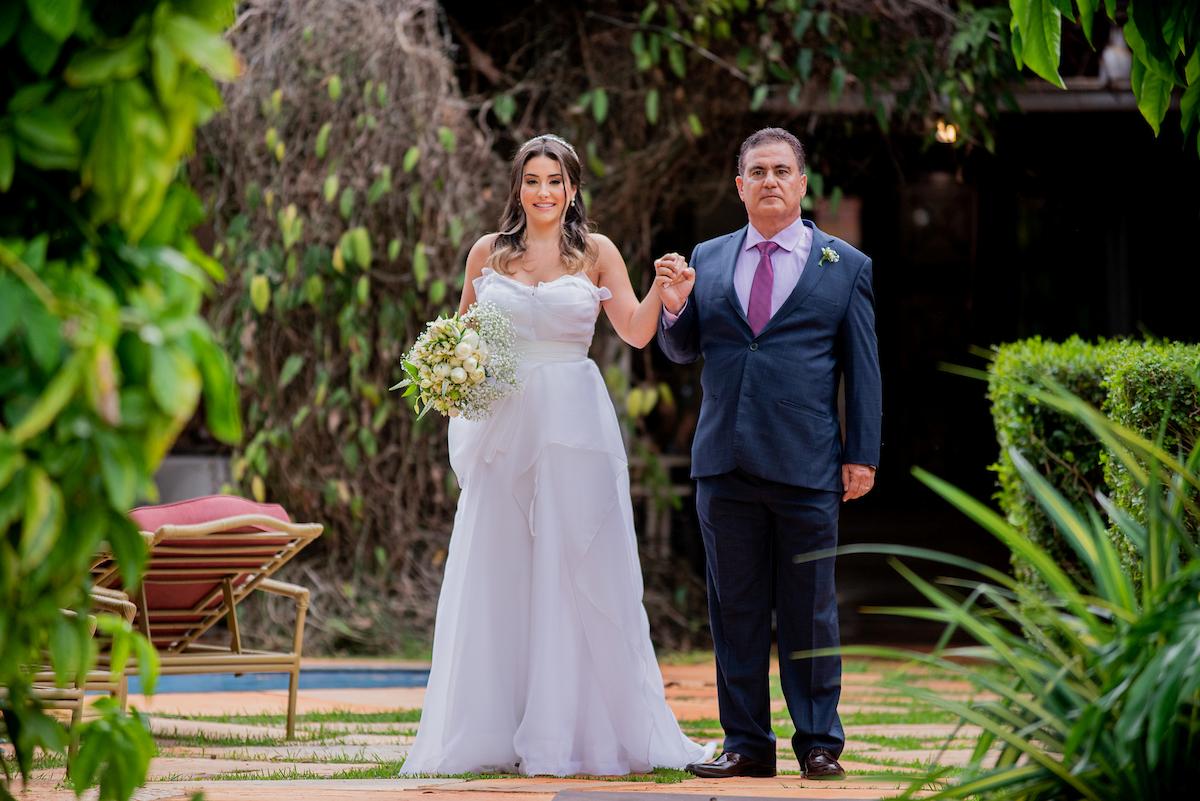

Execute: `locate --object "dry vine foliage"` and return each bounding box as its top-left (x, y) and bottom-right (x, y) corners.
top-left (198, 0), bottom-right (1016, 654)
top-left (199, 0), bottom-right (505, 652)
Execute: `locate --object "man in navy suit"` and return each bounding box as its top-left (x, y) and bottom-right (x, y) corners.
top-left (656, 128), bottom-right (881, 780)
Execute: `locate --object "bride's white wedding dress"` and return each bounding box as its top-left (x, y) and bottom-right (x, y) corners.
top-left (400, 267), bottom-right (710, 777)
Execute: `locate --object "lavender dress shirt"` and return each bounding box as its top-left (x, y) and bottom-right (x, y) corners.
top-left (663, 215), bottom-right (813, 325)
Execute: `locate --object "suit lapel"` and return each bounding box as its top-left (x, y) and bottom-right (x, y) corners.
top-left (721, 226), bottom-right (750, 328)
top-left (758, 220), bottom-right (830, 337)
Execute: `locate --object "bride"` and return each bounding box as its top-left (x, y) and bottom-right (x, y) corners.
top-left (399, 134), bottom-right (711, 777)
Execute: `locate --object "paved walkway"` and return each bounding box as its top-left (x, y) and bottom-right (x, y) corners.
top-left (13, 657), bottom-right (982, 800)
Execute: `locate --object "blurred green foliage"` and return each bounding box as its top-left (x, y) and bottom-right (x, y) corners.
top-left (0, 0), bottom-right (241, 796)
top-left (988, 337), bottom-right (1199, 590)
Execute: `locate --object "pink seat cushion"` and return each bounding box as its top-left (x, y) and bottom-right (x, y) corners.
top-left (129, 494), bottom-right (291, 532)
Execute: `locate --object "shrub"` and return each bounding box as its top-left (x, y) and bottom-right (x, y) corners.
top-left (988, 338), bottom-right (1200, 589)
top-left (988, 337), bottom-right (1115, 588)
top-left (0, 1), bottom-right (240, 796)
top-left (1102, 343), bottom-right (1200, 577)
top-left (821, 383), bottom-right (1200, 798)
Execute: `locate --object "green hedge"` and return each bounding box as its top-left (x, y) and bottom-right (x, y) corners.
top-left (989, 338), bottom-right (1200, 590)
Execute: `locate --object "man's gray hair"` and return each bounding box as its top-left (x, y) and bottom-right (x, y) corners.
top-left (737, 128), bottom-right (806, 175)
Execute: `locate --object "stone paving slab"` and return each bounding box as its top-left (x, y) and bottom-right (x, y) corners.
top-left (165, 743), bottom-right (409, 762)
top-left (128, 686), bottom-right (427, 716)
top-left (15, 655), bottom-right (969, 799)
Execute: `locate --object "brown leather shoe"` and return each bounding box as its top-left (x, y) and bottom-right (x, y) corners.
top-left (802, 747), bottom-right (846, 780)
top-left (686, 751), bottom-right (777, 778)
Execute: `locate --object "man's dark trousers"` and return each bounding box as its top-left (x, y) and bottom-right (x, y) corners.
top-left (696, 467), bottom-right (844, 764)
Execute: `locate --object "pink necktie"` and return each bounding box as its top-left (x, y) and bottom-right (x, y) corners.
top-left (747, 241), bottom-right (778, 335)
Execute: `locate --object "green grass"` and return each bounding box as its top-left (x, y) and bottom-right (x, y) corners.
top-left (678, 716), bottom-right (720, 730)
top-left (848, 732), bottom-right (937, 750)
top-left (659, 650), bottom-right (714, 665)
top-left (154, 709), bottom-right (422, 726)
top-left (843, 751), bottom-right (967, 777)
top-left (154, 728), bottom-right (344, 748)
top-left (198, 761), bottom-right (409, 781)
top-left (841, 708), bottom-right (958, 726)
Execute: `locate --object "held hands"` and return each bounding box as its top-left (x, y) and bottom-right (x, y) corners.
top-left (653, 252), bottom-right (695, 314)
top-left (842, 464), bottom-right (876, 502)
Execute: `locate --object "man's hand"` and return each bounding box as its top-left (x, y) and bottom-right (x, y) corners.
top-left (842, 464), bottom-right (875, 502)
top-left (654, 252), bottom-right (695, 314)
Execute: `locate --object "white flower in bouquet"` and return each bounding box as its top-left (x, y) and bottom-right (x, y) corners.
top-left (390, 301), bottom-right (519, 420)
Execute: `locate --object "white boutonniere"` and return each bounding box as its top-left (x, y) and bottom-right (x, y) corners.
top-left (818, 246), bottom-right (840, 267)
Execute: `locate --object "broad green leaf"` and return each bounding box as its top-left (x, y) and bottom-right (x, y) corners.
top-left (429, 279), bottom-right (446, 305)
top-left (49, 615), bottom-right (85, 687)
top-left (160, 12), bottom-right (239, 80)
top-left (339, 186), bottom-right (355, 219)
top-left (829, 65), bottom-right (847, 101)
top-left (592, 87), bottom-right (609, 123)
top-left (323, 172), bottom-right (338, 203)
top-left (328, 73), bottom-right (342, 100)
top-left (668, 43), bottom-right (686, 78)
top-left (403, 145), bottom-right (420, 172)
top-left (687, 112), bottom-right (703, 136)
top-left (644, 88), bottom-right (659, 125)
top-left (187, 329), bottom-right (241, 444)
top-left (149, 345), bottom-right (201, 417)
top-left (437, 126), bottom-right (457, 153)
top-left (0, 433), bottom-right (21, 492)
top-left (0, 132), bottom-right (13, 191)
top-left (13, 106), bottom-right (81, 170)
top-left (21, 467), bottom-right (63, 569)
top-left (1011, 0), bottom-right (1065, 88)
top-left (96, 431), bottom-right (137, 510)
top-left (64, 35), bottom-right (148, 86)
top-left (1122, 22), bottom-right (1176, 82)
top-left (19, 705), bottom-right (68, 755)
top-left (367, 174), bottom-right (389, 205)
top-left (17, 16), bottom-right (62, 76)
top-left (150, 32), bottom-right (180, 97)
top-left (1181, 79), bottom-right (1200, 140)
top-left (750, 84), bottom-right (768, 111)
top-left (1130, 57), bottom-right (1173, 136)
top-left (387, 238), bottom-right (401, 261)
top-left (130, 629), bottom-right (160, 695)
top-left (11, 350), bottom-right (82, 444)
top-left (1076, 0), bottom-right (1098, 44)
top-left (413, 241), bottom-right (429, 288)
top-left (250, 274), bottom-right (271, 313)
top-left (315, 121), bottom-right (331, 159)
top-left (26, 0), bottom-right (79, 43)
top-left (494, 93), bottom-right (516, 125)
top-left (349, 226), bottom-right (372, 268)
top-left (0, 2), bottom-right (21, 47)
top-left (304, 274), bottom-right (324, 305)
top-left (81, 80), bottom-right (134, 218)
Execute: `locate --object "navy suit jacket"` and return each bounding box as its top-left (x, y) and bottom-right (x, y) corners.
top-left (658, 220), bottom-right (881, 492)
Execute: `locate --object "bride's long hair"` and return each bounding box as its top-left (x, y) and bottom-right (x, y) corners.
top-left (488, 134), bottom-right (598, 276)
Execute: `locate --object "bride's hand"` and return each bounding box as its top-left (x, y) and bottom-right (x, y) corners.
top-left (654, 253), bottom-right (694, 314)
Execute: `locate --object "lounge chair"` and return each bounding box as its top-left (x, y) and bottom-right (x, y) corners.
top-left (13, 588), bottom-right (139, 763)
top-left (90, 495), bottom-right (323, 738)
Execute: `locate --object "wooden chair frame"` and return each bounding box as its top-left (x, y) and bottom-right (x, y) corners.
top-left (90, 514), bottom-right (323, 738)
top-left (5, 589), bottom-right (140, 768)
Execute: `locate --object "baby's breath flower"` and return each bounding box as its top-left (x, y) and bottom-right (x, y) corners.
top-left (390, 301), bottom-right (520, 421)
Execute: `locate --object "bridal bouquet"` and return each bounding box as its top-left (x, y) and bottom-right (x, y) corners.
top-left (390, 302), bottom-right (519, 420)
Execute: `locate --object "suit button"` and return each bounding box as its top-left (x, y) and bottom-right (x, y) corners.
top-left (749, 342), bottom-right (759, 351)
